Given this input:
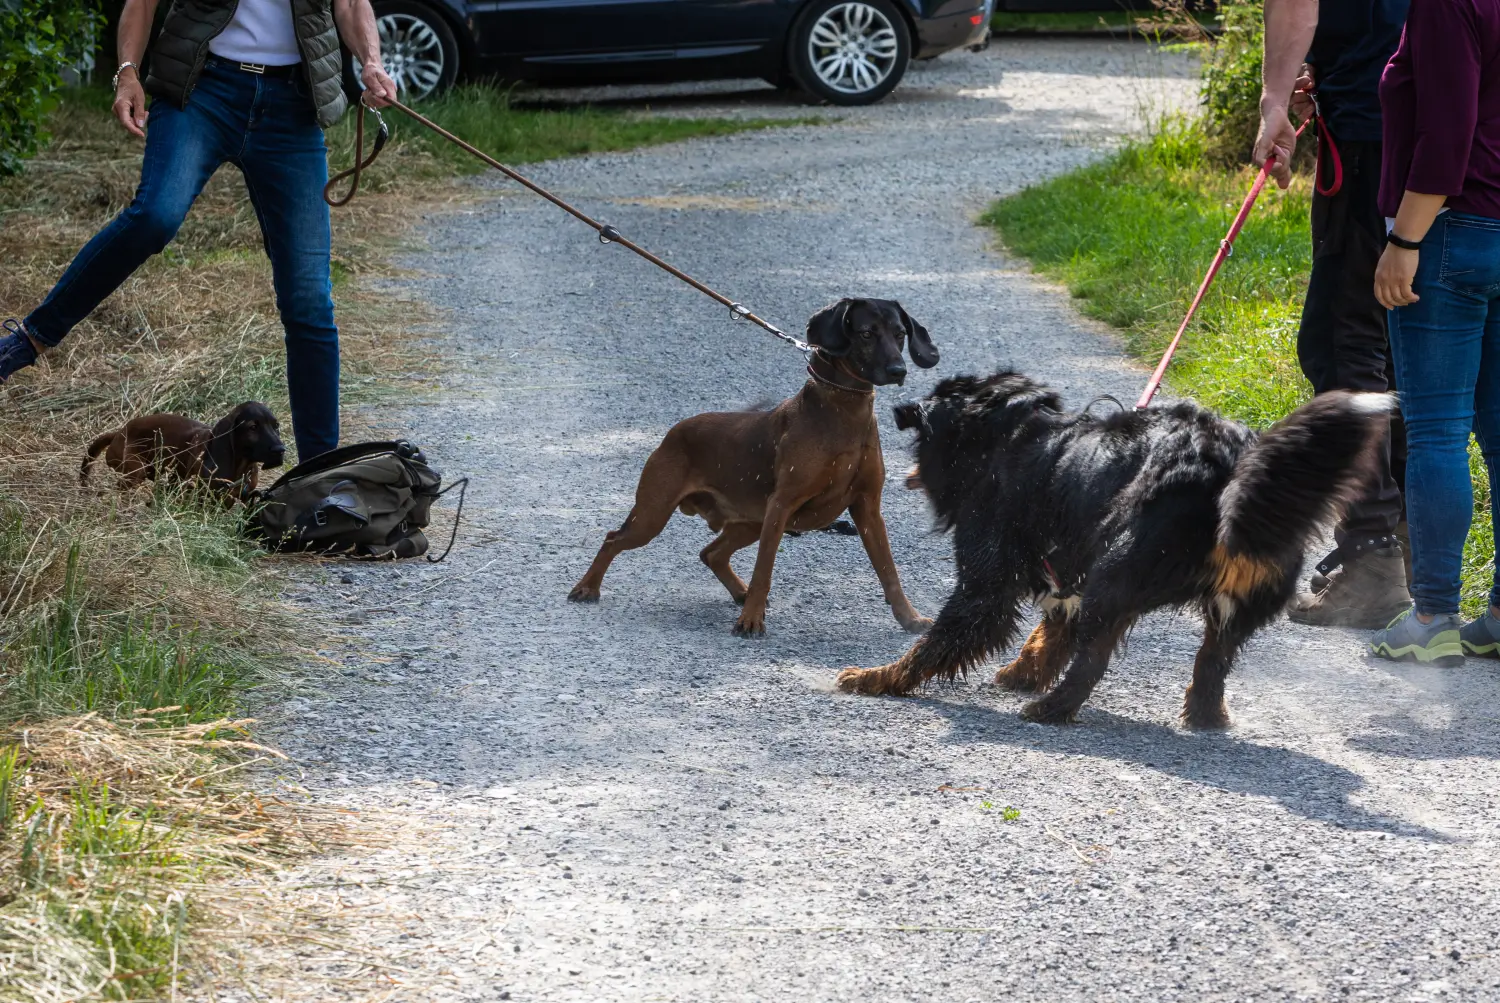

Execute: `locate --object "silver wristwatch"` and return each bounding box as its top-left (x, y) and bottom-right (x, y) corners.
top-left (112, 61), bottom-right (139, 90)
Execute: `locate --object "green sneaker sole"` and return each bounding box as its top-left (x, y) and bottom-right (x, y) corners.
top-left (1370, 632), bottom-right (1464, 666)
top-left (1462, 638), bottom-right (1500, 657)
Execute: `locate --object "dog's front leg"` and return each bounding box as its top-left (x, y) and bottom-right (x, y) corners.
top-left (838, 583), bottom-right (1022, 696)
top-left (847, 495), bottom-right (930, 633)
top-left (732, 493), bottom-right (799, 637)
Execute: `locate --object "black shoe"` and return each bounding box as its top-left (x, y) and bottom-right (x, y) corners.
top-left (0, 319), bottom-right (38, 384)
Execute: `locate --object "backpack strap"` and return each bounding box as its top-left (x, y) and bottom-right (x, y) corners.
top-left (427, 477), bottom-right (469, 563)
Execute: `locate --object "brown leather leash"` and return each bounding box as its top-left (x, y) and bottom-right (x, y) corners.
top-left (325, 99), bottom-right (812, 354)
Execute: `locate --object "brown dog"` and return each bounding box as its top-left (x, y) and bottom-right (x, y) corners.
top-left (568, 298), bottom-right (939, 636)
top-left (80, 401), bottom-right (286, 499)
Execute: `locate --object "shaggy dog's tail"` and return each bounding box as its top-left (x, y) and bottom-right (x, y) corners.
top-left (1211, 391), bottom-right (1395, 599)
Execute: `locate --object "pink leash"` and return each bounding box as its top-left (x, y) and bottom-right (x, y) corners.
top-left (1134, 113), bottom-right (1327, 409)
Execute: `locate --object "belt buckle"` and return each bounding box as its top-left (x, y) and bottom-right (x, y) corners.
top-left (239, 62), bottom-right (266, 75)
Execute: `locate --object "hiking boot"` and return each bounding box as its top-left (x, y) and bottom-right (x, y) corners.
top-left (0, 319), bottom-right (38, 383)
top-left (1460, 610), bottom-right (1500, 658)
top-left (1369, 607), bottom-right (1464, 666)
top-left (1289, 545), bottom-right (1412, 629)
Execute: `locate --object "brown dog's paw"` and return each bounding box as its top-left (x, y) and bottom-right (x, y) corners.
top-left (731, 612), bottom-right (765, 637)
top-left (899, 614), bottom-right (934, 634)
top-left (1180, 699), bottom-right (1231, 731)
top-left (1019, 695), bottom-right (1080, 725)
top-left (567, 585), bottom-right (601, 603)
top-left (836, 667), bottom-right (876, 694)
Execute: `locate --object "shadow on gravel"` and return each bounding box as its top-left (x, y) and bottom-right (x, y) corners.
top-left (1345, 660), bottom-right (1500, 762)
top-left (922, 699), bottom-right (1453, 841)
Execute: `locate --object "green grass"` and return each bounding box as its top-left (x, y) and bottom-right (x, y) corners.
top-left (330, 84), bottom-right (809, 178)
top-left (990, 9), bottom-right (1219, 34)
top-left (984, 121), bottom-right (1497, 616)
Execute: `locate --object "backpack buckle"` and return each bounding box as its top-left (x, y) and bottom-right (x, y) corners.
top-left (314, 509), bottom-right (328, 527)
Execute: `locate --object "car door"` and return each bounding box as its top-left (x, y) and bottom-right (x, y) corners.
top-left (673, 0), bottom-right (791, 65)
top-left (469, 0), bottom-right (680, 67)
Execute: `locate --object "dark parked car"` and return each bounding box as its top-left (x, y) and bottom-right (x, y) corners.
top-left (363, 0), bottom-right (993, 105)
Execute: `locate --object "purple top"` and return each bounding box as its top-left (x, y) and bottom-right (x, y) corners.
top-left (1379, 0), bottom-right (1500, 219)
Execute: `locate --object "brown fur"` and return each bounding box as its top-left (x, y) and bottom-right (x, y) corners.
top-left (1209, 545), bottom-right (1284, 600)
top-left (567, 298), bottom-right (938, 636)
top-left (993, 611), bottom-right (1074, 693)
top-left (80, 402), bottom-right (285, 500)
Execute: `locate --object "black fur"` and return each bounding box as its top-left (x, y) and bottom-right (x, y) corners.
top-left (843, 371), bottom-right (1391, 729)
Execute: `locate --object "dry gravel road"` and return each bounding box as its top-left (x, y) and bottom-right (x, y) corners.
top-left (252, 39), bottom-right (1500, 1003)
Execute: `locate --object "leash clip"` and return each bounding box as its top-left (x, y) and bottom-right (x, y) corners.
top-left (599, 224), bottom-right (623, 245)
top-left (729, 303), bottom-right (751, 321)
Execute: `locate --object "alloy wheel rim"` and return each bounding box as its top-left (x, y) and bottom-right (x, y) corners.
top-left (360, 12), bottom-right (446, 100)
top-left (808, 2), bottom-right (900, 95)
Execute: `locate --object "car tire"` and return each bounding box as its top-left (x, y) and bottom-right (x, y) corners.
top-left (365, 0), bottom-right (460, 101)
top-left (788, 0), bottom-right (911, 106)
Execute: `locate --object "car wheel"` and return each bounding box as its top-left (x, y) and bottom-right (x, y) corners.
top-left (359, 1), bottom-right (460, 102)
top-left (789, 0), bottom-right (911, 106)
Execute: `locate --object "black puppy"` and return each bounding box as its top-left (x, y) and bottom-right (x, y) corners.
top-left (837, 371), bottom-right (1391, 728)
top-left (569, 298), bottom-right (938, 636)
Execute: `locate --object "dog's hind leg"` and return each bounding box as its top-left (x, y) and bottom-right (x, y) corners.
top-left (700, 522), bottom-right (759, 604)
top-left (1019, 615), bottom-right (1131, 724)
top-left (837, 583), bottom-right (1023, 696)
top-left (994, 608), bottom-right (1076, 693)
top-left (1181, 605), bottom-right (1268, 729)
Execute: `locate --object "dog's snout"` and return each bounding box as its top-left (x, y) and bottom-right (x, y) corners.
top-left (266, 448), bottom-right (286, 468)
top-left (885, 362), bottom-right (907, 385)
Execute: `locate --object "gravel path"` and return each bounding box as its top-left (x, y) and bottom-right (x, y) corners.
top-left (262, 40), bottom-right (1500, 1002)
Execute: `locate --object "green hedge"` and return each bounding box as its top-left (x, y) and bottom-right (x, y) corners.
top-left (0, 0), bottom-right (103, 175)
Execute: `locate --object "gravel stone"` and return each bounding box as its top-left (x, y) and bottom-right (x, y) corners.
top-left (262, 40), bottom-right (1500, 1002)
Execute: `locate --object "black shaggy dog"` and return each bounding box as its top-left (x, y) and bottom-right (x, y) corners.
top-left (836, 371), bottom-right (1393, 728)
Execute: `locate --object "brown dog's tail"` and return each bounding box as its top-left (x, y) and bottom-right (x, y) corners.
top-left (80, 432), bottom-right (115, 486)
top-left (1212, 391), bottom-right (1395, 600)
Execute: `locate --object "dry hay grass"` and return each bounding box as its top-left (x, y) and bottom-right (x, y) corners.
top-left (0, 714), bottom-right (385, 1002)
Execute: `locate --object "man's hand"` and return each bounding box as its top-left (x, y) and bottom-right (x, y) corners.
top-left (113, 67), bottom-right (148, 139)
top-left (1374, 245), bottom-right (1420, 310)
top-left (1253, 98), bottom-right (1300, 190)
top-left (360, 61), bottom-right (397, 107)
top-left (1289, 63), bottom-right (1316, 120)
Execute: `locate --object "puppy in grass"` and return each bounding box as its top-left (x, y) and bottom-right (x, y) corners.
top-left (837, 371), bottom-right (1392, 728)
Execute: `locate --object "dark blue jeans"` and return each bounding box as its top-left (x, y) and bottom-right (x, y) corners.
top-left (25, 59), bottom-right (339, 459)
top-left (1387, 210), bottom-right (1500, 616)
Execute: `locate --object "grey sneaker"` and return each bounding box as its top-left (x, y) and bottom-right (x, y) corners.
top-left (0, 319), bottom-right (37, 383)
top-left (1369, 607), bottom-right (1464, 666)
top-left (1460, 612), bottom-right (1500, 658)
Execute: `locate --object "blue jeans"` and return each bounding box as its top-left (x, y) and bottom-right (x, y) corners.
top-left (1387, 210), bottom-right (1500, 616)
top-left (25, 59), bottom-right (339, 459)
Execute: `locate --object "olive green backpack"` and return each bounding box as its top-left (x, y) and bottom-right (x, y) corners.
top-left (250, 441), bottom-right (467, 561)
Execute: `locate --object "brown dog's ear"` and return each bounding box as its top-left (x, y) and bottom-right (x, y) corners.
top-left (806, 299), bottom-right (852, 356)
top-left (204, 410), bottom-right (240, 481)
top-left (895, 302), bottom-right (939, 369)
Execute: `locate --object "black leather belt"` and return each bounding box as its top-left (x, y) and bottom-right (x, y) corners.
top-left (206, 56), bottom-right (300, 80)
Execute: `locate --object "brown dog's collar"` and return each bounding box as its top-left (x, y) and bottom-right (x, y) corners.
top-left (806, 352), bottom-right (875, 395)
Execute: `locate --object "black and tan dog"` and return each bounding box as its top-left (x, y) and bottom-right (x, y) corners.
top-left (837, 371), bottom-right (1392, 727)
top-left (569, 298), bottom-right (939, 636)
top-left (80, 401), bottom-right (286, 500)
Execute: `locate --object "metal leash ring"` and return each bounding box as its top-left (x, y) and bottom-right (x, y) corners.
top-left (599, 224), bottom-right (623, 245)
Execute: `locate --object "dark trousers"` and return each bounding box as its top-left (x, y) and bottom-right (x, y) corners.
top-left (1297, 139), bottom-right (1406, 550)
top-left (25, 59), bottom-right (340, 460)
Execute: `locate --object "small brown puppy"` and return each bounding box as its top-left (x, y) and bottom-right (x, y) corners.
top-left (80, 401), bottom-right (286, 499)
top-left (569, 298), bottom-right (939, 636)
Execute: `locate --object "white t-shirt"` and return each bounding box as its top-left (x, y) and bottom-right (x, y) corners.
top-left (209, 0), bottom-right (302, 66)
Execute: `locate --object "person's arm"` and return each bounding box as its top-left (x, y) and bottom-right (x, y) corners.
top-left (1373, 0), bottom-right (1482, 310)
top-left (113, 0), bottom-right (160, 138)
top-left (333, 0), bottom-right (397, 107)
top-left (1253, 0), bottom-right (1320, 189)
top-left (1374, 192), bottom-right (1448, 308)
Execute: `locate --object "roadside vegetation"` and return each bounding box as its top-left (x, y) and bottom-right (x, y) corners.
top-left (984, 0), bottom-right (1495, 615)
top-left (0, 77), bottom-right (799, 998)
